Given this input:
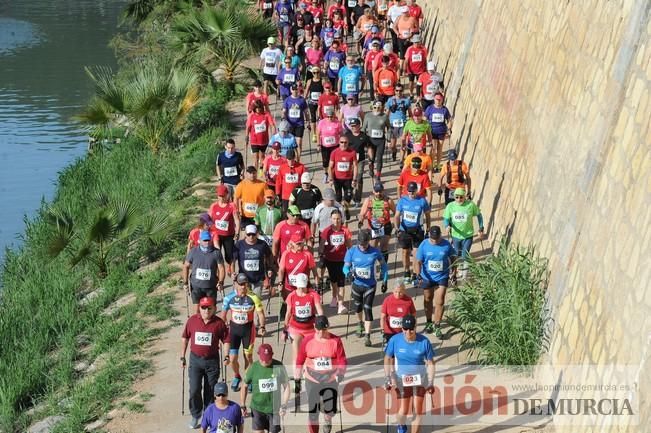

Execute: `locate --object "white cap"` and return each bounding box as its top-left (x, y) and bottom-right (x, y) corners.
top-left (245, 224), bottom-right (258, 234)
top-left (293, 273), bottom-right (308, 288)
top-left (383, 43), bottom-right (392, 53)
top-left (427, 61), bottom-right (436, 71)
top-left (301, 172), bottom-right (312, 183)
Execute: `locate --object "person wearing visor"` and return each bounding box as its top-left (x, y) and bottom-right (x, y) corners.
top-left (380, 283), bottom-right (416, 348)
top-left (343, 229), bottom-right (388, 347)
top-left (362, 99), bottom-right (390, 180)
top-left (201, 381), bottom-right (244, 433)
top-left (395, 181), bottom-right (430, 285)
top-left (415, 226), bottom-right (456, 338)
top-left (443, 188), bottom-right (484, 279)
top-left (183, 231), bottom-right (226, 314)
top-left (296, 315), bottom-right (348, 433)
top-left (358, 182), bottom-right (395, 277)
top-left (397, 156), bottom-right (432, 202)
top-left (282, 84), bottom-right (309, 160)
top-left (233, 224), bottom-right (274, 298)
top-left (289, 172), bottom-right (323, 224)
top-left (383, 314), bottom-right (436, 433)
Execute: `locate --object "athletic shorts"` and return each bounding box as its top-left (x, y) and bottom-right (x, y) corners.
top-left (419, 277), bottom-right (449, 290)
top-left (240, 216), bottom-right (256, 228)
top-left (190, 284), bottom-right (216, 304)
top-left (229, 322), bottom-right (255, 355)
top-left (289, 124), bottom-right (305, 139)
top-left (398, 229), bottom-right (424, 249)
top-left (218, 235), bottom-right (235, 264)
top-left (288, 324), bottom-right (315, 339)
top-left (396, 38), bottom-right (411, 59)
top-left (251, 144), bottom-right (267, 153)
top-left (263, 73), bottom-right (277, 83)
top-left (324, 260), bottom-right (345, 286)
top-left (252, 409), bottom-right (281, 433)
top-left (397, 380), bottom-right (428, 399)
top-left (432, 132), bottom-right (447, 140)
top-left (408, 73), bottom-right (418, 82)
top-left (370, 222), bottom-right (393, 240)
top-left (390, 126), bottom-right (404, 139)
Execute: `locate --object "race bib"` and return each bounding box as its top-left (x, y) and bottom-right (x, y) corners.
top-left (232, 311), bottom-right (248, 324)
top-left (224, 166), bottom-right (238, 177)
top-left (288, 274), bottom-right (299, 286)
top-left (401, 29), bottom-right (411, 38)
top-left (345, 82), bottom-right (356, 92)
top-left (448, 189), bottom-right (456, 199)
top-left (254, 122), bottom-right (267, 133)
top-left (401, 373), bottom-right (422, 387)
top-left (285, 173), bottom-right (299, 183)
top-left (355, 267), bottom-right (371, 279)
top-left (330, 233), bottom-right (345, 246)
top-left (301, 208), bottom-right (314, 219)
top-left (431, 113), bottom-right (445, 123)
top-left (194, 332), bottom-right (212, 346)
top-left (310, 91), bottom-right (321, 101)
top-left (244, 203), bottom-right (258, 214)
top-left (380, 78), bottom-right (391, 88)
top-left (314, 357), bottom-right (332, 371)
top-left (263, 2), bottom-right (272, 9)
top-left (403, 211), bottom-right (418, 224)
top-left (289, 107), bottom-right (300, 118)
top-left (284, 73), bottom-right (296, 83)
top-left (371, 226), bottom-right (385, 239)
top-left (427, 260), bottom-right (443, 272)
top-left (363, 23), bottom-right (372, 31)
top-left (314, 16), bottom-right (320, 24)
top-left (452, 212), bottom-right (467, 223)
top-left (329, 58), bottom-right (340, 71)
top-left (348, 0), bottom-right (356, 7)
top-left (259, 377), bottom-right (278, 393)
top-left (196, 268), bottom-right (211, 281)
top-left (336, 161), bottom-right (350, 172)
top-left (389, 316), bottom-right (403, 329)
top-left (215, 220), bottom-right (229, 231)
top-left (295, 304), bottom-right (312, 318)
top-left (379, 4), bottom-right (388, 11)
top-left (323, 136), bottom-right (336, 146)
top-left (269, 165), bottom-right (280, 176)
top-left (371, 129), bottom-right (383, 138)
top-left (261, 235), bottom-right (273, 247)
top-left (244, 260), bottom-right (260, 272)
top-left (324, 105), bottom-right (335, 116)
top-left (411, 53), bottom-right (422, 62)
top-left (392, 118), bottom-right (404, 128)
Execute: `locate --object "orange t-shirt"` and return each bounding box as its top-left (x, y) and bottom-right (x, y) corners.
top-left (374, 68), bottom-right (398, 95)
top-left (234, 179), bottom-right (266, 218)
top-left (395, 15), bottom-right (418, 40)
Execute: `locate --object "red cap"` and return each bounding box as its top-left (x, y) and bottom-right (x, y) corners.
top-left (199, 297), bottom-right (216, 307)
top-left (270, 141), bottom-right (281, 150)
top-left (412, 107), bottom-right (423, 117)
top-left (216, 185), bottom-right (228, 196)
top-left (290, 233), bottom-right (304, 243)
top-left (323, 81), bottom-right (332, 88)
top-left (257, 343), bottom-right (274, 362)
top-left (434, 92), bottom-right (444, 100)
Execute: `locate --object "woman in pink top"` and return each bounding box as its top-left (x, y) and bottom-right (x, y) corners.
top-left (338, 93), bottom-right (364, 132)
top-left (305, 38), bottom-right (324, 80)
top-left (316, 109), bottom-right (344, 182)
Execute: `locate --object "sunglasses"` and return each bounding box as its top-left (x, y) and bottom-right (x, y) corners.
top-left (455, 195), bottom-right (464, 199)
top-left (402, 328), bottom-right (415, 332)
top-left (200, 306), bottom-right (213, 310)
top-left (289, 213), bottom-right (300, 217)
top-left (339, 141), bottom-right (349, 144)
top-left (246, 233), bottom-right (257, 237)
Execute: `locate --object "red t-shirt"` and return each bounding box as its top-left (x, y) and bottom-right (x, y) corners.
top-left (398, 170), bottom-right (432, 197)
top-left (209, 202), bottom-right (237, 236)
top-left (330, 147), bottom-right (357, 180)
top-left (381, 295), bottom-right (416, 334)
top-left (273, 220), bottom-right (312, 255)
top-left (405, 45), bottom-right (427, 75)
top-left (372, 52), bottom-right (399, 72)
top-left (286, 289), bottom-right (321, 330)
top-left (275, 162), bottom-right (306, 200)
top-left (188, 227), bottom-right (218, 246)
top-left (308, 6), bottom-right (324, 25)
top-left (296, 334), bottom-right (347, 383)
top-left (246, 112), bottom-right (275, 146)
top-left (320, 225), bottom-right (352, 262)
top-left (264, 155), bottom-right (286, 187)
top-left (318, 93), bottom-right (340, 119)
top-left (181, 315), bottom-right (230, 358)
top-left (408, 4), bottom-right (423, 20)
top-left (246, 91), bottom-right (269, 112)
top-left (279, 249), bottom-right (316, 291)
top-left (364, 50), bottom-right (383, 72)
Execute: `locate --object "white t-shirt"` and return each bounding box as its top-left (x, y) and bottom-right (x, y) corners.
top-left (260, 48), bottom-right (283, 76)
top-left (387, 5), bottom-right (408, 24)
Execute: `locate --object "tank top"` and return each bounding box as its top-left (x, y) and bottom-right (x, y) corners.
top-left (307, 79), bottom-right (324, 105)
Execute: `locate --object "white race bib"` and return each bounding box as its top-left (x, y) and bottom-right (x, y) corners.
top-left (427, 260), bottom-right (443, 272)
top-left (196, 268), bottom-right (211, 281)
top-left (336, 161), bottom-right (350, 172)
top-left (244, 259), bottom-right (260, 272)
top-left (215, 220), bottom-right (229, 231)
top-left (348, 0), bottom-right (356, 7)
top-left (258, 377), bottom-right (278, 392)
top-left (301, 208), bottom-right (314, 219)
top-left (232, 311), bottom-right (248, 324)
top-left (403, 211), bottom-right (418, 224)
top-left (310, 91), bottom-right (321, 101)
top-left (431, 113), bottom-right (445, 123)
top-left (425, 82), bottom-right (436, 95)
top-left (355, 267), bottom-right (371, 279)
top-left (285, 173), bottom-right (299, 183)
top-left (380, 78), bottom-right (391, 88)
top-left (329, 58), bottom-right (340, 71)
top-left (363, 23), bottom-right (372, 31)
top-left (452, 212), bottom-right (467, 223)
top-left (411, 53), bottom-right (422, 62)
top-left (323, 136), bottom-right (336, 146)
top-left (224, 166), bottom-right (238, 177)
top-left (330, 233), bottom-right (345, 246)
top-left (345, 82), bottom-right (356, 92)
top-left (284, 73), bottom-right (295, 83)
top-left (244, 203), bottom-right (258, 214)
top-left (314, 357), bottom-right (333, 371)
top-left (371, 129), bottom-right (383, 138)
top-left (295, 303), bottom-right (312, 318)
top-left (254, 122), bottom-right (267, 133)
top-left (194, 332), bottom-right (212, 346)
top-left (324, 105), bottom-right (335, 116)
top-left (379, 4), bottom-right (388, 11)
top-left (389, 316), bottom-right (403, 329)
top-left (401, 373), bottom-right (422, 387)
top-left (269, 165), bottom-right (280, 176)
top-left (401, 29), bottom-right (411, 38)
top-left (392, 118), bottom-right (404, 128)
top-left (289, 107), bottom-right (300, 118)
top-left (371, 226), bottom-right (385, 239)
top-left (314, 16), bottom-right (320, 24)
top-left (263, 2), bottom-right (272, 9)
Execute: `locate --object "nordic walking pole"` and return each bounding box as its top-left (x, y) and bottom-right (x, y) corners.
top-left (276, 284), bottom-right (283, 343)
top-left (345, 273), bottom-right (352, 339)
top-left (338, 385), bottom-right (344, 433)
top-left (385, 386), bottom-right (390, 433)
top-left (181, 362), bottom-right (186, 415)
top-left (185, 290), bottom-right (190, 318)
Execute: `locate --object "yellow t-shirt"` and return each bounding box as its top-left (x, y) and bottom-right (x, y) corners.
top-left (235, 180), bottom-right (266, 218)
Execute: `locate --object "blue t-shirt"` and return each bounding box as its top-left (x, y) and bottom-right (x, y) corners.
top-left (416, 238), bottom-right (456, 282)
top-left (201, 401), bottom-right (243, 433)
top-left (217, 151), bottom-right (244, 186)
top-left (344, 245), bottom-right (387, 287)
top-left (338, 65), bottom-right (363, 95)
top-left (386, 96), bottom-right (411, 127)
top-left (283, 96), bottom-right (308, 126)
top-left (277, 67), bottom-right (300, 97)
top-left (385, 333), bottom-right (435, 377)
top-left (268, 133), bottom-right (297, 156)
top-left (396, 196), bottom-right (430, 230)
top-left (424, 105), bottom-right (451, 135)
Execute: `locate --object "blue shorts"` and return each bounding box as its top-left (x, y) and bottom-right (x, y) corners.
top-left (419, 277), bottom-right (448, 289)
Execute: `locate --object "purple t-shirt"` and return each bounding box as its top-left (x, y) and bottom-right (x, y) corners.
top-left (424, 105), bottom-right (451, 135)
top-left (201, 401), bottom-right (243, 433)
top-left (277, 67), bottom-right (300, 97)
top-left (324, 49), bottom-right (346, 79)
top-left (283, 96), bottom-right (308, 126)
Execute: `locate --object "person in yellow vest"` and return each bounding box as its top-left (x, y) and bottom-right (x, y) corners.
top-left (235, 166), bottom-right (267, 230)
top-left (438, 149), bottom-right (471, 205)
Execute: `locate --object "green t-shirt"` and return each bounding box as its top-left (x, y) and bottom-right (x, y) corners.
top-left (403, 119), bottom-right (431, 143)
top-left (255, 206), bottom-right (283, 236)
top-left (244, 360), bottom-right (289, 414)
top-left (443, 200), bottom-right (481, 240)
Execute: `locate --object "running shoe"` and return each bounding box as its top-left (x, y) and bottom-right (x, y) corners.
top-left (423, 322), bottom-right (435, 334)
top-left (323, 418), bottom-right (333, 433)
top-left (330, 297), bottom-right (338, 308)
top-left (402, 272), bottom-right (411, 285)
top-left (338, 303), bottom-right (348, 314)
top-left (189, 417), bottom-right (200, 429)
top-left (312, 133), bottom-right (317, 143)
top-left (397, 425), bottom-right (408, 433)
top-left (231, 376), bottom-right (241, 392)
top-left (357, 322), bottom-right (364, 338)
top-left (364, 334), bottom-right (372, 347)
top-left (434, 325), bottom-right (444, 339)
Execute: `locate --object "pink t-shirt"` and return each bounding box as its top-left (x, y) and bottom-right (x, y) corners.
top-left (317, 119), bottom-right (343, 148)
top-left (305, 47), bottom-right (324, 67)
top-left (340, 104), bottom-right (362, 131)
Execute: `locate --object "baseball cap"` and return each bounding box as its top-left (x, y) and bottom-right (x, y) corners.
top-left (402, 314), bottom-right (416, 330)
top-left (358, 229), bottom-right (372, 243)
top-left (216, 184), bottom-right (228, 196)
top-left (454, 187), bottom-right (466, 196)
top-left (371, 25), bottom-right (380, 32)
top-left (323, 81), bottom-right (332, 88)
top-left (286, 149), bottom-right (296, 159)
top-left (434, 92), bottom-right (444, 101)
top-left (427, 61), bottom-right (435, 71)
top-left (236, 273), bottom-right (249, 284)
top-left (258, 344), bottom-right (274, 362)
top-left (199, 212), bottom-right (213, 225)
top-left (288, 205), bottom-right (301, 216)
top-left (323, 188), bottom-right (336, 200)
top-left (200, 230), bottom-right (212, 241)
top-left (448, 149), bottom-right (458, 160)
top-left (349, 117), bottom-right (361, 126)
top-left (214, 382), bottom-right (228, 396)
top-left (270, 141), bottom-right (281, 150)
top-left (429, 226), bottom-right (442, 239)
top-left (373, 182), bottom-right (384, 192)
top-left (301, 172), bottom-right (312, 183)
top-left (371, 39), bottom-right (381, 46)
top-left (267, 36), bottom-right (276, 44)
top-left (314, 315), bottom-right (330, 330)
top-left (278, 120), bottom-right (290, 132)
top-left (199, 297), bottom-right (216, 307)
top-left (293, 273), bottom-right (308, 288)
top-left (264, 189), bottom-right (276, 198)
top-left (411, 34), bottom-right (421, 43)
top-left (412, 107), bottom-right (423, 117)
top-left (245, 224), bottom-right (258, 235)
top-left (407, 181), bottom-right (418, 192)
top-left (311, 65), bottom-right (321, 72)
top-left (411, 156), bottom-right (422, 167)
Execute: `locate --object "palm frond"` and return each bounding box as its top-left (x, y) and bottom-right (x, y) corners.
top-left (88, 211), bottom-right (116, 244)
top-left (45, 207), bottom-right (75, 257)
top-left (109, 198), bottom-right (138, 234)
top-left (85, 66), bottom-right (127, 114)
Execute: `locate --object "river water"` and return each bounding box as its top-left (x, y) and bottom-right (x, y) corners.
top-left (0, 0), bottom-right (126, 263)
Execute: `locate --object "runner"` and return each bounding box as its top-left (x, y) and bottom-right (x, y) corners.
top-left (442, 188), bottom-right (484, 279)
top-left (344, 118), bottom-right (372, 206)
top-left (386, 0), bottom-right (408, 48)
top-left (295, 315), bottom-right (347, 433)
top-left (403, 34), bottom-right (427, 96)
top-left (312, 187), bottom-right (345, 234)
top-left (316, 81), bottom-right (340, 126)
top-left (275, 149), bottom-right (307, 213)
top-left (308, 1), bottom-right (325, 34)
top-left (343, 229), bottom-right (388, 346)
top-left (187, 213), bottom-right (218, 254)
top-left (254, 189), bottom-right (283, 247)
top-left (319, 208), bottom-right (353, 313)
top-left (181, 296), bottom-right (230, 430)
top-left (296, 24), bottom-right (317, 62)
top-left (276, 58), bottom-right (301, 103)
top-left (200, 382), bottom-right (244, 433)
top-left (352, 5), bottom-right (375, 52)
top-left (423, 92), bottom-right (453, 172)
top-left (183, 231), bottom-right (226, 313)
top-left (438, 148), bottom-right (471, 205)
top-left (373, 43), bottom-right (400, 73)
top-left (234, 166), bottom-right (267, 229)
top-left (222, 273), bottom-right (266, 391)
top-left (320, 18), bottom-right (337, 53)
top-left (362, 99), bottom-right (390, 179)
top-left (386, 83), bottom-right (412, 161)
top-left (324, 39), bottom-right (346, 88)
top-left (358, 182), bottom-right (395, 273)
top-left (305, 65), bottom-right (325, 140)
top-left (282, 84), bottom-right (309, 160)
top-left (406, 0), bottom-right (424, 28)
top-left (415, 61), bottom-right (443, 110)
top-left (414, 226), bottom-right (456, 338)
top-left (373, 55), bottom-right (398, 104)
top-left (402, 137), bottom-right (432, 173)
top-left (259, 0), bottom-right (275, 19)
top-left (216, 139), bottom-right (245, 197)
top-left (328, 134), bottom-right (359, 220)
top-left (363, 39), bottom-right (383, 100)
top-left (268, 120), bottom-right (298, 159)
top-left (246, 101), bottom-right (276, 172)
top-left (281, 44), bottom-right (302, 71)
top-left (400, 107), bottom-right (432, 167)
top-left (210, 185), bottom-right (241, 275)
top-left (392, 9), bottom-right (418, 73)
top-left (273, 0), bottom-right (294, 47)
top-left (284, 273), bottom-right (324, 369)
top-left (394, 181), bottom-right (430, 285)
top-left (260, 37), bottom-right (283, 95)
top-left (233, 225), bottom-right (274, 298)
top-left (337, 55), bottom-right (364, 100)
top-left (272, 205), bottom-right (313, 260)
top-left (316, 101), bottom-right (344, 183)
top-left (262, 142), bottom-right (286, 191)
top-left (289, 172), bottom-right (323, 224)
top-left (339, 93), bottom-right (364, 132)
top-left (383, 314), bottom-right (436, 433)
top-left (380, 282), bottom-right (416, 347)
top-left (240, 344), bottom-right (290, 433)
top-left (246, 80), bottom-right (271, 113)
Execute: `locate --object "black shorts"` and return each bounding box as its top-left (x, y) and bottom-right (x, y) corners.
top-left (190, 284), bottom-right (216, 304)
top-left (252, 409), bottom-right (281, 433)
top-left (396, 38), bottom-right (412, 59)
top-left (289, 124), bottom-right (305, 138)
top-left (408, 73), bottom-right (418, 82)
top-left (432, 132), bottom-right (447, 140)
top-left (263, 73), bottom-right (277, 83)
top-left (218, 235), bottom-right (235, 264)
top-left (324, 260), bottom-right (345, 286)
top-left (251, 144), bottom-right (267, 153)
top-left (398, 228), bottom-right (424, 249)
top-left (419, 277), bottom-right (449, 289)
top-left (229, 322), bottom-right (255, 355)
top-left (240, 216), bottom-right (256, 228)
top-left (370, 222), bottom-right (393, 240)
top-left (308, 103), bottom-right (319, 122)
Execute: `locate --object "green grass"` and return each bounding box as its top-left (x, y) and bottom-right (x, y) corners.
top-left (447, 239), bottom-right (552, 365)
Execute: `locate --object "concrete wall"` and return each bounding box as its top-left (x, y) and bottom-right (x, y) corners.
top-left (419, 0), bottom-right (650, 430)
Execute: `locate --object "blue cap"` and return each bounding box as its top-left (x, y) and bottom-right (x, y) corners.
top-left (199, 230), bottom-right (212, 241)
top-left (448, 149), bottom-right (458, 160)
top-left (214, 382), bottom-right (228, 396)
top-left (371, 25), bottom-right (379, 32)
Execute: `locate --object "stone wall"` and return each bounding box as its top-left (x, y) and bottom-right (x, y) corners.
top-left (419, 0), bottom-right (650, 430)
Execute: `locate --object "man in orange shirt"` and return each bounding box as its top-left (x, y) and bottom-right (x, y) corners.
top-left (397, 157), bottom-right (432, 204)
top-left (275, 149), bottom-right (307, 214)
top-left (373, 55), bottom-right (399, 104)
top-left (402, 137), bottom-right (432, 174)
top-left (234, 166), bottom-right (267, 228)
top-left (438, 148), bottom-right (472, 205)
top-left (392, 9), bottom-right (419, 72)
